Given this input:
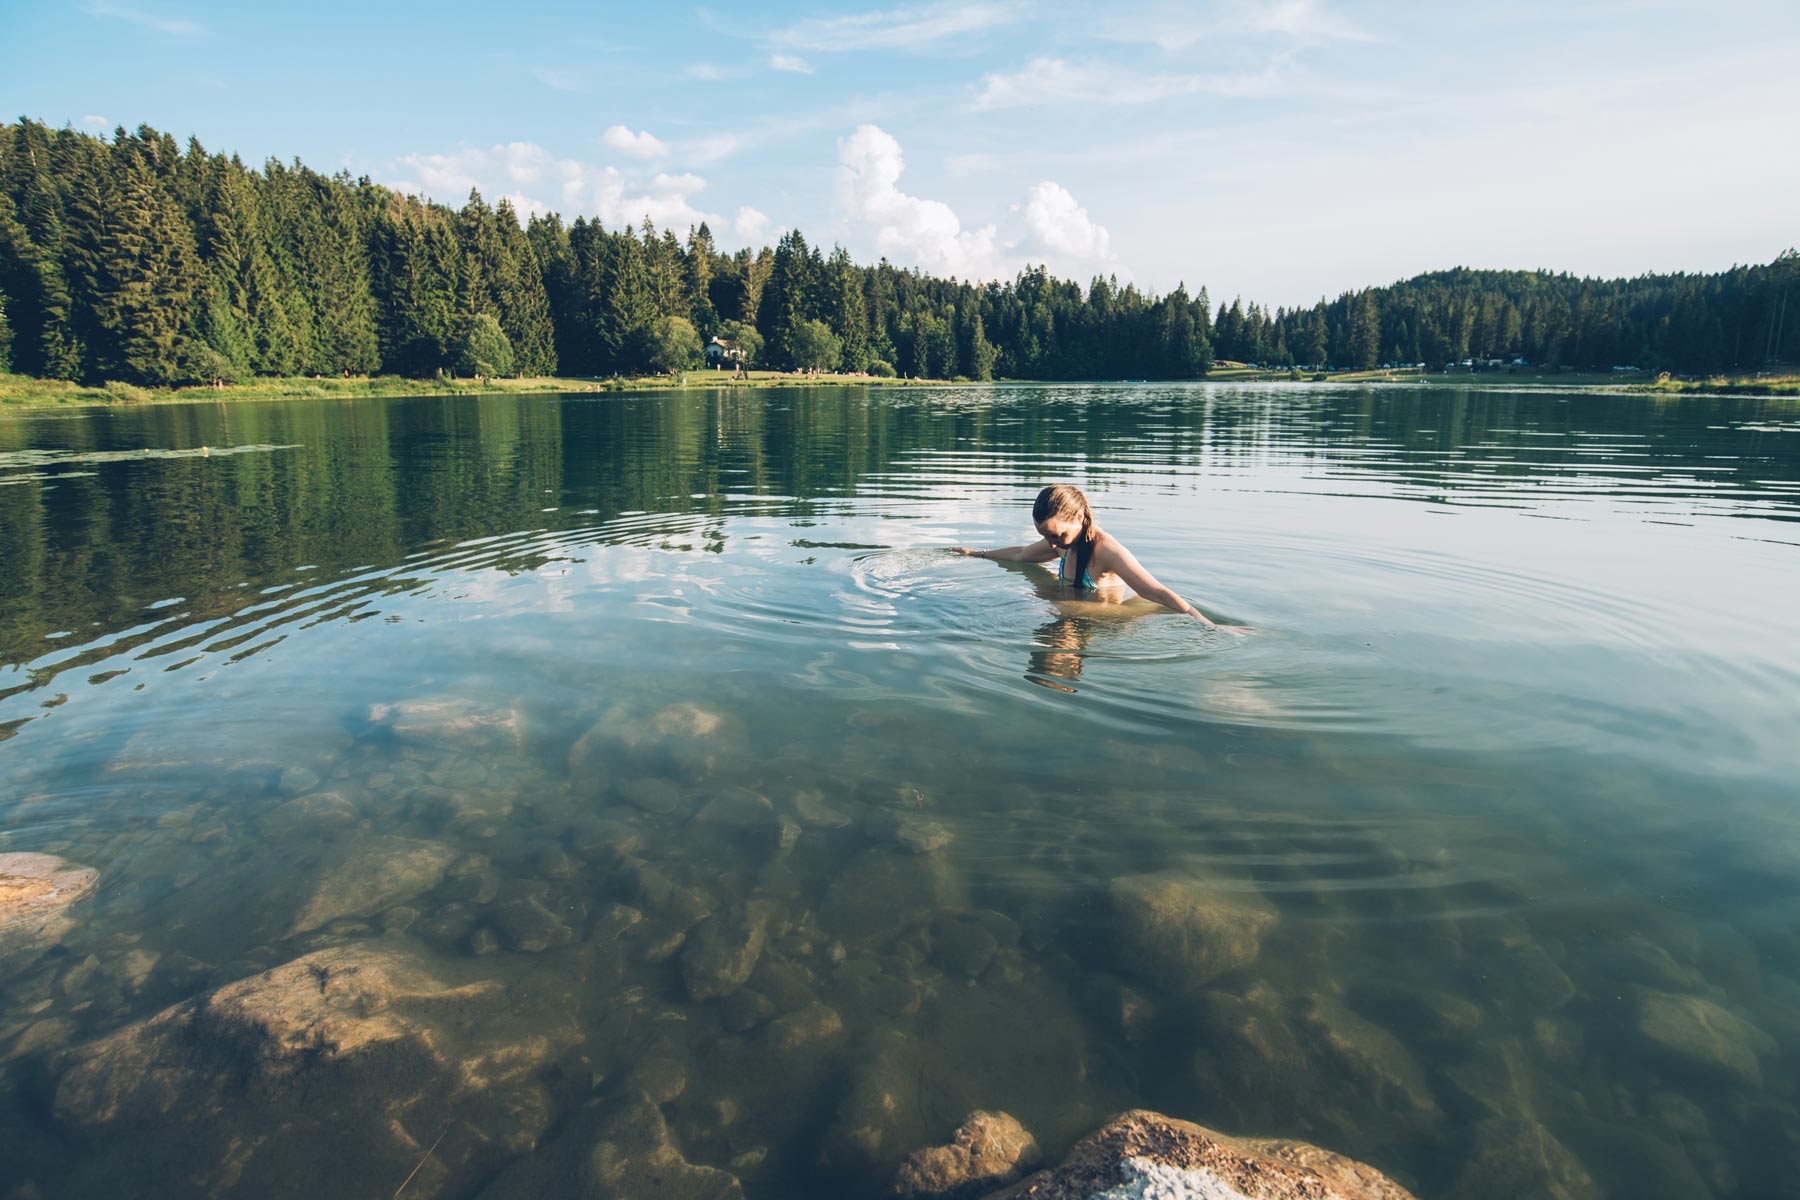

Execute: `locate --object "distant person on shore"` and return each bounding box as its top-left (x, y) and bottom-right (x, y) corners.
top-left (952, 484), bottom-right (1250, 631)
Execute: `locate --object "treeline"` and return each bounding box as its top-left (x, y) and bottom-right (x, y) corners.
top-left (1, 119), bottom-right (1794, 386)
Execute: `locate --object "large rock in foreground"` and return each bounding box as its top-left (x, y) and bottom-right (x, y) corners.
top-left (0, 852), bottom-right (98, 955)
top-left (53, 943), bottom-right (577, 1197)
top-left (992, 1110), bottom-right (1415, 1200)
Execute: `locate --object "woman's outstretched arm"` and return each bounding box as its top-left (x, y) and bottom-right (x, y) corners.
top-left (951, 539), bottom-right (1058, 563)
top-left (1098, 537), bottom-right (1245, 628)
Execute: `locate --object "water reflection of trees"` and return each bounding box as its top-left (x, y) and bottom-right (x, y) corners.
top-left (4, 384), bottom-right (1793, 687)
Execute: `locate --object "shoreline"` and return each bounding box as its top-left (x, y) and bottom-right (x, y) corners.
top-left (5, 369), bottom-right (1795, 413)
top-left (0, 370), bottom-right (953, 412)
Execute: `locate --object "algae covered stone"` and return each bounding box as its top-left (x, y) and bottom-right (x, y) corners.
top-left (892, 1110), bottom-right (1041, 1200)
top-left (1108, 869), bottom-right (1276, 995)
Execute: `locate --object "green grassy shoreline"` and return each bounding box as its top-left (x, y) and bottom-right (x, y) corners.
top-left (1627, 374), bottom-right (1800, 397)
top-left (0, 370), bottom-right (954, 411)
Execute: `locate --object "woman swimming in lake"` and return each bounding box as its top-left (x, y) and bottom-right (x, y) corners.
top-left (952, 484), bottom-right (1248, 631)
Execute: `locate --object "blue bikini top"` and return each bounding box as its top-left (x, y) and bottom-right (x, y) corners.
top-left (1058, 552), bottom-right (1097, 590)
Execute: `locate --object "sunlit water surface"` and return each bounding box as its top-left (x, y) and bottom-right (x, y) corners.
top-left (2, 383), bottom-right (1798, 1198)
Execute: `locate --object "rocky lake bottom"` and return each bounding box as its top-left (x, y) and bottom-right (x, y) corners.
top-left (1, 384), bottom-right (1797, 1198)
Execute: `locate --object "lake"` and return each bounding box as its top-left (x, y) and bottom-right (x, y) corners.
top-left (1, 382), bottom-right (1797, 1199)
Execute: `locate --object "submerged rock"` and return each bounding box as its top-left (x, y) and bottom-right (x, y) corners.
top-left (286, 836), bottom-right (455, 935)
top-left (53, 943), bottom-right (577, 1197)
top-left (571, 702), bottom-right (741, 785)
top-left (1189, 987), bottom-right (1310, 1128)
top-left (1634, 988), bottom-right (1775, 1086)
top-left (369, 695), bottom-right (526, 753)
top-left (492, 895), bottom-right (577, 954)
top-left (789, 789), bottom-right (853, 829)
top-left (892, 1110), bottom-right (1041, 1200)
top-left (991, 1109), bottom-right (1416, 1200)
top-left (1348, 980), bottom-right (1482, 1047)
top-left (1297, 997), bottom-right (1442, 1123)
top-left (820, 849), bottom-right (966, 945)
top-left (1108, 870), bottom-right (1276, 995)
top-left (477, 1090), bottom-right (743, 1200)
top-left (0, 852), bottom-right (99, 955)
top-left (682, 905), bottom-right (772, 1001)
top-left (1448, 1118), bottom-right (1600, 1200)
top-left (820, 1030), bottom-right (932, 1182)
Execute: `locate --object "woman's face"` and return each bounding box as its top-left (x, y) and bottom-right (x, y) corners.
top-left (1036, 513), bottom-right (1085, 550)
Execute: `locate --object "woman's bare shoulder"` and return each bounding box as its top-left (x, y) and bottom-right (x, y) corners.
top-left (1092, 529), bottom-right (1131, 560)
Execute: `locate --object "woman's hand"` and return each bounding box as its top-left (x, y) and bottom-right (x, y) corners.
top-left (1189, 609), bottom-right (1255, 634)
top-left (950, 547), bottom-right (983, 557)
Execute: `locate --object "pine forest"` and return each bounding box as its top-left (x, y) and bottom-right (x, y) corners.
top-left (1, 119), bottom-right (1794, 388)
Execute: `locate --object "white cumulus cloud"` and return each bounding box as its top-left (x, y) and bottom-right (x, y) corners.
top-left (1015, 182), bottom-right (1114, 264)
top-left (386, 141), bottom-right (770, 245)
top-left (601, 125), bottom-right (670, 159)
top-left (836, 124), bottom-right (1005, 279)
top-left (733, 207), bottom-right (773, 243)
top-left (593, 169), bottom-right (712, 230)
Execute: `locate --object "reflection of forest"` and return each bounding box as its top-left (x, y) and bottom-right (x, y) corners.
top-left (3, 384), bottom-right (1792, 679)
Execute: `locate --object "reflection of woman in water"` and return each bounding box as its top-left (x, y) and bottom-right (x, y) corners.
top-left (952, 484), bottom-right (1248, 630)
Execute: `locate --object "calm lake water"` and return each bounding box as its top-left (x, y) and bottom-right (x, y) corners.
top-left (1, 382), bottom-right (1797, 1199)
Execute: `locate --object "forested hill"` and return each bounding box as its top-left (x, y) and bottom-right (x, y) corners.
top-left (1, 119), bottom-right (1794, 387)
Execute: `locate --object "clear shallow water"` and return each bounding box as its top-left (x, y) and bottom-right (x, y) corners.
top-left (1, 383), bottom-right (1798, 1198)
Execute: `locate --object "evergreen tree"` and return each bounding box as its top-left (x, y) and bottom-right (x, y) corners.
top-left (93, 154), bottom-right (201, 384)
top-left (958, 303), bottom-right (996, 380)
top-left (1352, 290), bottom-right (1381, 370)
top-left (686, 223), bottom-right (716, 333)
top-left (600, 229), bottom-right (652, 373)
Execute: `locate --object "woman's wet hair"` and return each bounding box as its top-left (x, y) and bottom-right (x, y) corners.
top-left (1034, 484), bottom-right (1099, 588)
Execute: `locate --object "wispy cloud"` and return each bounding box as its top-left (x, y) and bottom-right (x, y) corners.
top-left (1247, 0), bottom-right (1374, 44)
top-left (1097, 0), bottom-right (1373, 51)
top-left (770, 1), bottom-right (1023, 53)
top-left (602, 125), bottom-right (670, 159)
top-left (83, 1), bottom-right (203, 36)
top-left (972, 57), bottom-right (1285, 109)
top-left (684, 63), bottom-right (729, 80)
top-left (81, 114), bottom-right (111, 130)
top-left (769, 53), bottom-right (814, 74)
top-left (530, 65), bottom-right (593, 94)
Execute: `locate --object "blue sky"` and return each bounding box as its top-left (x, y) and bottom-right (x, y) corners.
top-left (4, 0), bottom-right (1797, 306)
